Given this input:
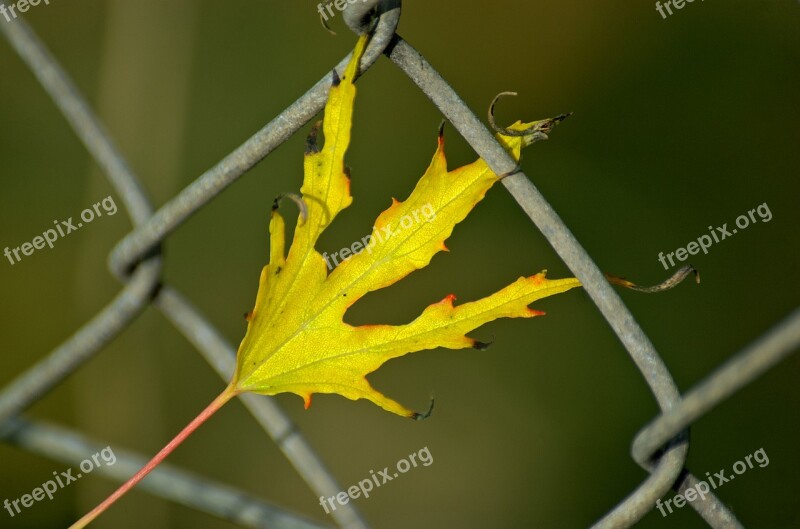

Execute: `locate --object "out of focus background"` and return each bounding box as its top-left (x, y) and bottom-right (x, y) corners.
top-left (1, 1), bottom-right (798, 528)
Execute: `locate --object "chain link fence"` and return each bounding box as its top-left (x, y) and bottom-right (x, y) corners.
top-left (1, 2), bottom-right (798, 528)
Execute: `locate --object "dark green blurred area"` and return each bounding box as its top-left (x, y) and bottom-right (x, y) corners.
top-left (1, 1), bottom-right (798, 527)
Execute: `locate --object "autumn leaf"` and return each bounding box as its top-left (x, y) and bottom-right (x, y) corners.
top-left (69, 34), bottom-right (581, 528)
top-left (230, 34), bottom-right (581, 418)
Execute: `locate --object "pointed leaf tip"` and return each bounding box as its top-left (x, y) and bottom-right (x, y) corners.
top-left (412, 397), bottom-right (435, 421)
top-left (472, 339), bottom-right (493, 350)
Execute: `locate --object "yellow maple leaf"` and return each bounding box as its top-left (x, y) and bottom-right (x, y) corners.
top-left (72, 34), bottom-right (700, 529)
top-left (230, 34), bottom-right (581, 418)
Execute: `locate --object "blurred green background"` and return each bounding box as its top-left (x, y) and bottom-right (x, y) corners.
top-left (1, 1), bottom-right (798, 527)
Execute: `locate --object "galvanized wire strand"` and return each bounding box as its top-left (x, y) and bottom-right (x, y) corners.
top-left (0, 417), bottom-right (332, 529)
top-left (107, 4), bottom-right (402, 279)
top-left (155, 285), bottom-right (370, 529)
top-left (0, 16), bottom-right (163, 423)
top-left (633, 307), bottom-right (800, 466)
top-left (674, 473), bottom-right (745, 529)
top-left (380, 33), bottom-right (745, 529)
top-left (378, 33), bottom-right (685, 527)
top-left (629, 307), bottom-right (800, 528)
top-left (630, 305), bottom-right (800, 527)
top-left (343, 0), bottom-right (396, 34)
top-left (632, 434), bottom-right (744, 528)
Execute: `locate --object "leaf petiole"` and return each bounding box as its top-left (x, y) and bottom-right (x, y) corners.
top-left (68, 383), bottom-right (239, 528)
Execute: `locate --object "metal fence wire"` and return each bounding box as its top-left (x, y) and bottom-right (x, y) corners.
top-left (1, 2), bottom-right (799, 528)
